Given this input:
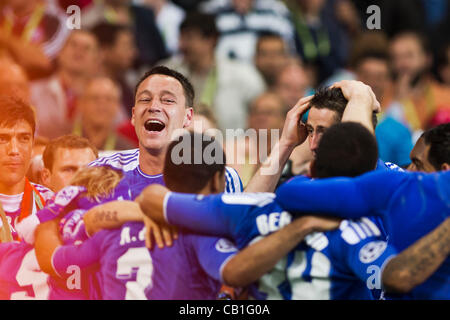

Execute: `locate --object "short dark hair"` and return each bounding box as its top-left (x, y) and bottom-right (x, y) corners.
top-left (164, 132), bottom-right (225, 193)
top-left (313, 122), bottom-right (378, 178)
top-left (422, 123), bottom-right (450, 170)
top-left (134, 65), bottom-right (195, 108)
top-left (0, 95), bottom-right (36, 135)
top-left (256, 31), bottom-right (285, 52)
top-left (43, 134), bottom-right (99, 172)
top-left (180, 12), bottom-right (219, 40)
top-left (352, 50), bottom-right (389, 70)
top-left (309, 87), bottom-right (377, 128)
top-left (91, 22), bottom-right (132, 48)
top-left (392, 31), bottom-right (431, 55)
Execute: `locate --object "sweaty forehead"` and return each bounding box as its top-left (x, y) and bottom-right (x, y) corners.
top-left (307, 107), bottom-right (339, 127)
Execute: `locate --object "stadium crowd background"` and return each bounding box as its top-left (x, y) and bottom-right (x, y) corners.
top-left (0, 0), bottom-right (449, 301)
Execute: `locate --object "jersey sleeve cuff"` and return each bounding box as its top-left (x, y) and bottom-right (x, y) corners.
top-left (163, 191), bottom-right (172, 224)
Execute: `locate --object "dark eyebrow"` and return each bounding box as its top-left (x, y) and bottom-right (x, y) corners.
top-left (136, 89), bottom-right (152, 98)
top-left (160, 90), bottom-right (176, 98)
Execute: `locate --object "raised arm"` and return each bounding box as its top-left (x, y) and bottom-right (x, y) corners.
top-left (245, 96), bottom-right (312, 193)
top-left (222, 216), bottom-right (341, 287)
top-left (333, 80), bottom-right (381, 135)
top-left (382, 217), bottom-right (450, 294)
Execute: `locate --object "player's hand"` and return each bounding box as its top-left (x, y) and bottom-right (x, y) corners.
top-left (295, 215), bottom-right (342, 234)
top-left (332, 80), bottom-right (381, 113)
top-left (143, 215), bottom-right (178, 249)
top-left (280, 95), bottom-right (313, 148)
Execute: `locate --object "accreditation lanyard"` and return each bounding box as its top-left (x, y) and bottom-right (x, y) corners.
top-left (1, 3), bottom-right (45, 43)
top-left (291, 6), bottom-right (330, 61)
top-left (200, 65), bottom-right (218, 108)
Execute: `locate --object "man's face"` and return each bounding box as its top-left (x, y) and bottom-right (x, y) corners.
top-left (255, 38), bottom-right (288, 85)
top-left (107, 31), bottom-right (137, 71)
top-left (275, 65), bottom-right (309, 108)
top-left (132, 74), bottom-right (193, 153)
top-left (407, 137), bottom-right (436, 172)
top-left (179, 30), bottom-right (214, 66)
top-left (59, 31), bottom-right (99, 75)
top-left (356, 58), bottom-right (390, 102)
top-left (0, 120), bottom-right (33, 189)
top-left (306, 107), bottom-right (339, 157)
top-left (80, 78), bottom-right (120, 127)
top-left (248, 94), bottom-right (285, 132)
top-left (390, 35), bottom-right (428, 79)
top-left (45, 147), bottom-right (97, 192)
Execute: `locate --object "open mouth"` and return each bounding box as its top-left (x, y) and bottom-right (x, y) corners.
top-left (144, 119), bottom-right (166, 132)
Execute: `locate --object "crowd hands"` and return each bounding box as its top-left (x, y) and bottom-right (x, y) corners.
top-left (0, 0), bottom-right (449, 301)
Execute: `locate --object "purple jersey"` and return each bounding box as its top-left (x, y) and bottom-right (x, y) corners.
top-left (52, 222), bottom-right (237, 300)
top-left (88, 149), bottom-right (243, 198)
top-left (0, 242), bottom-right (50, 300)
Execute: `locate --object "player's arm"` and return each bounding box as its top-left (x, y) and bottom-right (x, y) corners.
top-left (34, 219), bottom-right (63, 277)
top-left (275, 171), bottom-right (397, 219)
top-left (245, 96), bottom-right (312, 193)
top-left (382, 217), bottom-right (450, 294)
top-left (332, 80), bottom-right (381, 135)
top-left (83, 199), bottom-right (178, 249)
top-left (137, 185), bottom-right (233, 238)
top-left (83, 201), bottom-right (142, 236)
top-left (222, 216), bottom-right (341, 287)
top-left (35, 219), bottom-right (102, 278)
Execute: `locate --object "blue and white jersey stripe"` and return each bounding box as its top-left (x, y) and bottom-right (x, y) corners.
top-left (89, 149), bottom-right (243, 194)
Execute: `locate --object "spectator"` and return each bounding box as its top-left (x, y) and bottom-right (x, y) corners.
top-left (92, 22), bottom-right (137, 118)
top-left (140, 0), bottom-right (186, 55)
top-left (30, 30), bottom-right (100, 139)
top-left (163, 12), bottom-right (266, 131)
top-left (0, 0), bottom-right (71, 79)
top-left (0, 57), bottom-right (30, 102)
top-left (387, 31), bottom-right (450, 141)
top-left (352, 50), bottom-right (413, 166)
top-left (226, 91), bottom-right (286, 187)
top-left (41, 134), bottom-right (98, 192)
top-left (26, 136), bottom-right (49, 185)
top-left (0, 96), bottom-right (54, 242)
top-left (254, 32), bottom-right (290, 88)
top-left (82, 0), bottom-right (168, 67)
top-left (188, 103), bottom-right (219, 135)
top-left (285, 0), bottom-right (350, 83)
top-left (201, 0), bottom-right (296, 63)
top-left (73, 77), bottom-right (136, 151)
top-left (274, 59), bottom-right (310, 110)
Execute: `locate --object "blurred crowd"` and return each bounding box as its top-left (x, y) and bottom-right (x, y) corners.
top-left (1, 0), bottom-right (449, 187)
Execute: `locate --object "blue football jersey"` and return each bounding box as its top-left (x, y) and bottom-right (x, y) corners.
top-left (163, 192), bottom-right (397, 299)
top-left (275, 170), bottom-right (450, 299)
top-left (52, 222), bottom-right (237, 300)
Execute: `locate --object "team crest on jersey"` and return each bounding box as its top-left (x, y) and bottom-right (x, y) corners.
top-left (54, 186), bottom-right (85, 206)
top-left (215, 238), bottom-right (238, 253)
top-left (359, 241), bottom-right (387, 264)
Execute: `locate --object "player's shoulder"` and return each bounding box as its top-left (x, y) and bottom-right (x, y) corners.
top-left (224, 166), bottom-right (243, 193)
top-left (88, 149), bottom-right (140, 172)
top-left (31, 183), bottom-right (55, 201)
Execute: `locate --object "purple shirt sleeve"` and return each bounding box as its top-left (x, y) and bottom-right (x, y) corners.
top-left (52, 234), bottom-right (102, 278)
